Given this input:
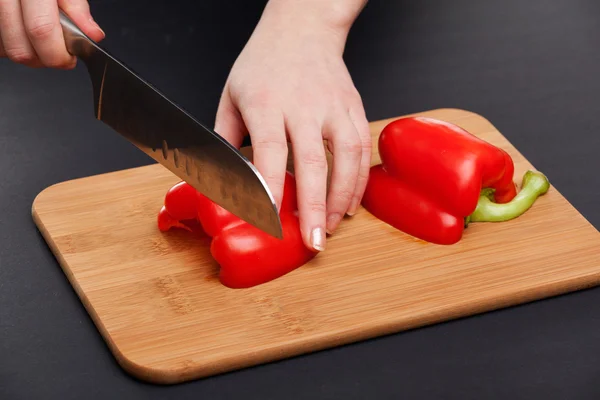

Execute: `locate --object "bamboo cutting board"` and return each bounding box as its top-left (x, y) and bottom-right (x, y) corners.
top-left (32, 108), bottom-right (600, 384)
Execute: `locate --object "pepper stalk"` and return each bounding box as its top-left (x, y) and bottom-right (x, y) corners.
top-left (464, 170), bottom-right (550, 227)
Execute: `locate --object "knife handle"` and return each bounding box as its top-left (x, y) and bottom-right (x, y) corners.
top-left (59, 10), bottom-right (97, 62)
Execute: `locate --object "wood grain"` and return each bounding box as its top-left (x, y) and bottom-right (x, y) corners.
top-left (32, 108), bottom-right (600, 384)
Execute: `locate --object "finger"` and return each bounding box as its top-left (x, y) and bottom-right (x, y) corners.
top-left (58, 0), bottom-right (105, 42)
top-left (240, 104), bottom-right (288, 212)
top-left (20, 0), bottom-right (75, 68)
top-left (289, 118), bottom-right (328, 251)
top-left (0, 0), bottom-right (42, 67)
top-left (214, 86), bottom-right (246, 149)
top-left (323, 110), bottom-right (362, 234)
top-left (0, 35), bottom-right (4, 56)
top-left (347, 103), bottom-right (372, 216)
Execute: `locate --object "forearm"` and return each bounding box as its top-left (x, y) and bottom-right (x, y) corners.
top-left (258, 0), bottom-right (368, 50)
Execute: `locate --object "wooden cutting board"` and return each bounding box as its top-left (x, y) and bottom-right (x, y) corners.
top-left (32, 108), bottom-right (600, 384)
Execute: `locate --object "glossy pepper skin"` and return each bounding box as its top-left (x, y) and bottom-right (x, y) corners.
top-left (361, 116), bottom-right (545, 245)
top-left (158, 171), bottom-right (317, 288)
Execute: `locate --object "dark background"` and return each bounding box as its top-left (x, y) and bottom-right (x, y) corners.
top-left (3, 0), bottom-right (600, 398)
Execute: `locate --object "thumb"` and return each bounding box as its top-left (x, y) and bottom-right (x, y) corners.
top-left (59, 0), bottom-right (105, 42)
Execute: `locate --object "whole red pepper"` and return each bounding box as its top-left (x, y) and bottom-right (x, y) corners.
top-left (158, 171), bottom-right (317, 288)
top-left (361, 116), bottom-right (549, 244)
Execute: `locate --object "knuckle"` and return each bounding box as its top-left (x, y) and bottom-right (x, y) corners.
top-left (27, 15), bottom-right (56, 40)
top-left (244, 88), bottom-right (275, 109)
top-left (264, 173), bottom-right (286, 190)
top-left (333, 187), bottom-right (355, 204)
top-left (252, 134), bottom-right (288, 152)
top-left (6, 48), bottom-right (35, 64)
top-left (362, 132), bottom-right (372, 145)
top-left (300, 151), bottom-right (327, 170)
top-left (340, 137), bottom-right (362, 155)
top-left (361, 135), bottom-right (372, 153)
top-left (306, 199), bottom-right (327, 214)
top-left (345, 86), bottom-right (362, 101)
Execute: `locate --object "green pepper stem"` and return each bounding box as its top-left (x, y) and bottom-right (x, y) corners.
top-left (468, 170), bottom-right (550, 223)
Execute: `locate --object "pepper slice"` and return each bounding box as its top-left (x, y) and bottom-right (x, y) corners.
top-left (158, 170), bottom-right (317, 288)
top-left (361, 116), bottom-right (549, 244)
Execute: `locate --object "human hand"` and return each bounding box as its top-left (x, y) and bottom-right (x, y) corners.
top-left (214, 0), bottom-right (370, 252)
top-left (0, 0), bottom-right (105, 68)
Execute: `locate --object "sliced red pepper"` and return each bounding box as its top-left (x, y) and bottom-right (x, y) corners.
top-left (158, 170), bottom-right (317, 288)
top-left (361, 116), bottom-right (549, 244)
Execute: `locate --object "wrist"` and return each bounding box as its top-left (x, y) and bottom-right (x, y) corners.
top-left (259, 0), bottom-right (366, 50)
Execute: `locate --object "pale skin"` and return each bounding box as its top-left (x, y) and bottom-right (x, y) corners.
top-left (0, 0), bottom-right (371, 252)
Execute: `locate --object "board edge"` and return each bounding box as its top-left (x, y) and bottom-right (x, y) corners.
top-left (107, 268), bottom-right (600, 385)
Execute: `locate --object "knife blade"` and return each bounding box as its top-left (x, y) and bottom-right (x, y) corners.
top-left (58, 11), bottom-right (283, 239)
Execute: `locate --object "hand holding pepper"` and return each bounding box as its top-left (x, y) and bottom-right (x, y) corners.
top-left (214, 0), bottom-right (371, 252)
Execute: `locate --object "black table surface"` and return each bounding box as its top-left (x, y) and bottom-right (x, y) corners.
top-left (3, 1), bottom-right (600, 398)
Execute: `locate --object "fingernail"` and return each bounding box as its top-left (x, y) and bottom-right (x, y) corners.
top-left (310, 227), bottom-right (326, 251)
top-left (346, 198), bottom-right (361, 216)
top-left (326, 213), bottom-right (342, 234)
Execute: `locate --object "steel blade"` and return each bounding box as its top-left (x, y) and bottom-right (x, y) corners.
top-left (59, 11), bottom-right (283, 239)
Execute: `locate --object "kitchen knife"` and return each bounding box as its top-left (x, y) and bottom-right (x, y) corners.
top-left (58, 11), bottom-right (283, 239)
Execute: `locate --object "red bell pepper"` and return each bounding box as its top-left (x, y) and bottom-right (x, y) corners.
top-left (158, 171), bottom-right (317, 288)
top-left (361, 116), bottom-right (550, 244)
